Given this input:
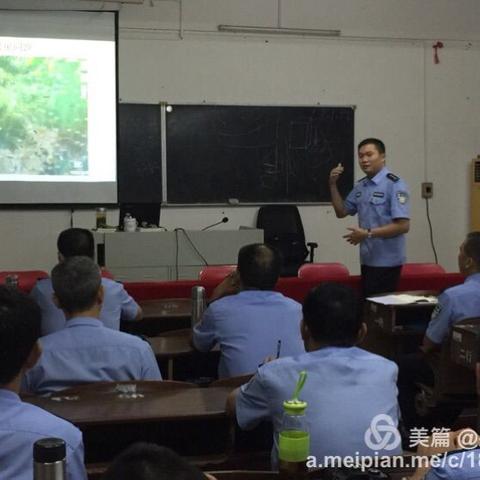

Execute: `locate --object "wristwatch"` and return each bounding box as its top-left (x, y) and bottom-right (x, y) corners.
top-left (367, 228), bottom-right (373, 239)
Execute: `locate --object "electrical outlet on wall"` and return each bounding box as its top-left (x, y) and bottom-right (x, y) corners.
top-left (421, 182), bottom-right (433, 199)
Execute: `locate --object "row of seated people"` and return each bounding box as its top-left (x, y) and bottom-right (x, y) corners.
top-left (3, 228), bottom-right (480, 478)
top-left (31, 227), bottom-right (143, 335)
top-left (3, 277), bottom-right (476, 480)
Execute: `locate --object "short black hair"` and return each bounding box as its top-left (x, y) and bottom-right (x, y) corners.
top-left (51, 256), bottom-right (101, 315)
top-left (358, 138), bottom-right (386, 155)
top-left (0, 286), bottom-right (41, 385)
top-left (57, 228), bottom-right (94, 259)
top-left (103, 443), bottom-right (206, 480)
top-left (302, 283), bottom-right (361, 347)
top-left (237, 243), bottom-right (281, 290)
top-left (464, 232), bottom-right (480, 267)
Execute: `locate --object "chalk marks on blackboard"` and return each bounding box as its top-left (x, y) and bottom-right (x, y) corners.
top-left (119, 104), bottom-right (354, 204)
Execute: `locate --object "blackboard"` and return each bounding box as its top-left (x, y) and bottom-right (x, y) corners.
top-left (117, 104), bottom-right (354, 205)
top-left (117, 103), bottom-right (163, 203)
top-left (166, 105), bottom-right (354, 204)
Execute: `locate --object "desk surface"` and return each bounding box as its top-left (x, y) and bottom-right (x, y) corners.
top-left (26, 384), bottom-right (231, 427)
top-left (148, 329), bottom-right (193, 359)
top-left (140, 298), bottom-right (192, 319)
top-left (123, 298), bottom-right (193, 336)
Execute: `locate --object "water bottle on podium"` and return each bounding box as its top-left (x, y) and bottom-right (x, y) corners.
top-left (278, 371), bottom-right (309, 479)
top-left (191, 285), bottom-right (206, 327)
top-left (33, 437), bottom-right (66, 480)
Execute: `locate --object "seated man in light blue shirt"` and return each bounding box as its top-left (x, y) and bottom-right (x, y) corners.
top-left (192, 243), bottom-right (304, 378)
top-left (398, 232), bottom-right (480, 432)
top-left (23, 256), bottom-right (162, 395)
top-left (227, 283), bottom-right (402, 468)
top-left (423, 232), bottom-right (480, 352)
top-left (30, 228), bottom-right (142, 335)
top-left (0, 286), bottom-right (86, 480)
top-left (425, 448), bottom-right (480, 479)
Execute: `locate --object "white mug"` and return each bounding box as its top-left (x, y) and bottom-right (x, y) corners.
top-left (124, 216), bottom-right (137, 232)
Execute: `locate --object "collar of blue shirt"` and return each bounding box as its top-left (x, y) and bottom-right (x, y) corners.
top-left (64, 317), bottom-right (104, 329)
top-left (364, 166), bottom-right (389, 185)
top-left (465, 272), bottom-right (480, 283)
top-left (0, 388), bottom-right (21, 403)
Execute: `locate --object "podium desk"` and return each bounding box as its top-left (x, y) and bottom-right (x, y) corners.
top-left (365, 291), bottom-right (437, 335)
top-left (451, 321), bottom-right (480, 371)
top-left (94, 229), bottom-right (263, 281)
top-left (122, 298), bottom-right (192, 336)
top-left (363, 291), bottom-right (437, 359)
top-left (26, 382), bottom-right (232, 462)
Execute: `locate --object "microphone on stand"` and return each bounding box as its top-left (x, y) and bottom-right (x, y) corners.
top-left (201, 217), bottom-right (229, 231)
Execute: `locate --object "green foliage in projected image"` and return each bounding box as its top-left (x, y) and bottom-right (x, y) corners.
top-left (0, 56), bottom-right (88, 175)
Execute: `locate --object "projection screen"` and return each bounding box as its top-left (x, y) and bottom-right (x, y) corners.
top-left (0, 10), bottom-right (117, 204)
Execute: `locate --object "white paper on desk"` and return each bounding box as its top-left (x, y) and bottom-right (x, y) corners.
top-left (367, 294), bottom-right (438, 305)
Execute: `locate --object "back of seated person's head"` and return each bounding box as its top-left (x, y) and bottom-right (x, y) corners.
top-left (237, 243), bottom-right (281, 290)
top-left (57, 228), bottom-right (94, 260)
top-left (0, 286), bottom-right (41, 386)
top-left (52, 256), bottom-right (101, 316)
top-left (103, 443), bottom-right (208, 480)
top-left (464, 231), bottom-right (480, 269)
top-left (302, 283), bottom-right (361, 348)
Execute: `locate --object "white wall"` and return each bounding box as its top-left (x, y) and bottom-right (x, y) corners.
top-left (1, 0), bottom-right (479, 274)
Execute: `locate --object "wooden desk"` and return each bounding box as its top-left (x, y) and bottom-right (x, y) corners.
top-left (451, 321), bottom-right (480, 371)
top-left (27, 382), bottom-right (229, 426)
top-left (149, 329), bottom-right (221, 381)
top-left (26, 382), bottom-right (232, 462)
top-left (122, 298), bottom-right (192, 336)
top-left (363, 291), bottom-right (437, 359)
top-left (148, 329), bottom-right (194, 379)
top-left (365, 291), bottom-right (436, 334)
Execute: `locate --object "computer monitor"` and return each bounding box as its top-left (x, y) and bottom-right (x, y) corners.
top-left (119, 203), bottom-right (161, 228)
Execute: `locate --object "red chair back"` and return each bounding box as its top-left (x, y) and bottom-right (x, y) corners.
top-left (297, 262), bottom-right (349, 281)
top-left (198, 265), bottom-right (236, 283)
top-left (401, 263), bottom-right (446, 276)
top-left (0, 270), bottom-right (48, 293)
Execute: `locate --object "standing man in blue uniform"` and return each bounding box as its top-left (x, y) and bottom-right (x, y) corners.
top-left (0, 286), bottom-right (86, 480)
top-left (227, 283), bottom-right (402, 467)
top-left (329, 138), bottom-right (410, 297)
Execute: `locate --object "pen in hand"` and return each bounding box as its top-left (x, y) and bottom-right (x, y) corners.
top-left (258, 340), bottom-right (283, 368)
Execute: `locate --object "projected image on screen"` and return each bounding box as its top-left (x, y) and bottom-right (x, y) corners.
top-left (0, 56), bottom-right (88, 177)
top-left (0, 10), bottom-right (117, 204)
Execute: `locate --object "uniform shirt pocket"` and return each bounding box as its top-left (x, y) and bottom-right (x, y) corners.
top-left (369, 195), bottom-right (386, 206)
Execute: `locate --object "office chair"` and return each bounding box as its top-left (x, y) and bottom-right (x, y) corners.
top-left (256, 205), bottom-right (317, 277)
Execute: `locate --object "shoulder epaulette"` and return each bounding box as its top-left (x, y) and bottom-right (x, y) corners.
top-left (386, 173), bottom-right (399, 182)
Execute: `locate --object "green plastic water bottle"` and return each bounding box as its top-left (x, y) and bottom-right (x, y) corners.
top-left (278, 372), bottom-right (309, 479)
